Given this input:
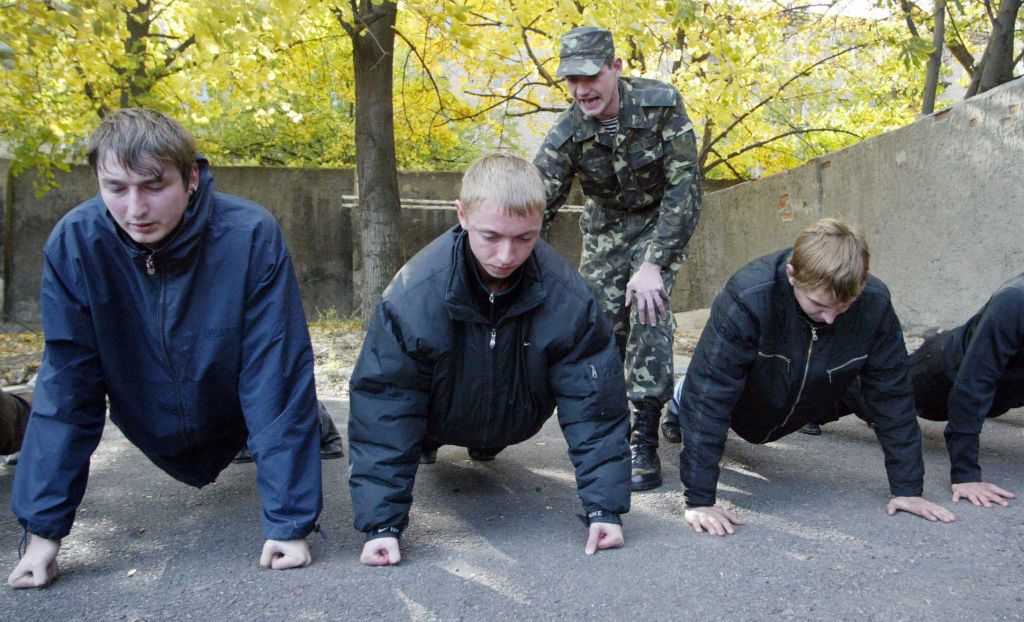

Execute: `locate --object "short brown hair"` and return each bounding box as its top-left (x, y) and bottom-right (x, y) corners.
top-left (789, 218), bottom-right (869, 303)
top-left (87, 108), bottom-right (196, 187)
top-left (459, 153), bottom-right (546, 217)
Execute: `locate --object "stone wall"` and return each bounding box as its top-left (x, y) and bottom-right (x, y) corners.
top-left (673, 77), bottom-right (1024, 331)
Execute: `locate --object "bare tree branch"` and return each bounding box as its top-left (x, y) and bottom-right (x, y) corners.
top-left (701, 42), bottom-right (867, 160)
top-left (703, 127), bottom-right (860, 174)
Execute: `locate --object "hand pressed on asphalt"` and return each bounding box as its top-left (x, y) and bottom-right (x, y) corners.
top-left (952, 481), bottom-right (1016, 508)
top-left (886, 496), bottom-right (955, 522)
top-left (8, 534), bottom-right (60, 589)
top-left (625, 261), bottom-right (670, 326)
top-left (683, 505), bottom-right (744, 536)
top-left (260, 538), bottom-right (311, 570)
top-left (585, 522), bottom-right (624, 555)
top-left (361, 537), bottom-right (401, 566)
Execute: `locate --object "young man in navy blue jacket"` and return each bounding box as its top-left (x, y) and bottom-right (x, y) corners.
top-left (8, 109), bottom-right (339, 588)
top-left (671, 219), bottom-right (954, 535)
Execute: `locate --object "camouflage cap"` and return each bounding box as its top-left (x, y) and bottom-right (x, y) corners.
top-left (556, 26), bottom-right (615, 77)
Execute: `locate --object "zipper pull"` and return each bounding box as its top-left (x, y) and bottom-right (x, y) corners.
top-left (489, 292), bottom-right (495, 304)
top-left (590, 364), bottom-right (598, 379)
top-left (489, 328), bottom-right (496, 349)
top-left (811, 327), bottom-right (818, 341)
top-left (144, 254), bottom-right (156, 275)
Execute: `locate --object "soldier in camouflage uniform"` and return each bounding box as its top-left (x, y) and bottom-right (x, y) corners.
top-left (534, 26), bottom-right (702, 491)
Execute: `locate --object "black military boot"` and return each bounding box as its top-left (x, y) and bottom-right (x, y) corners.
top-left (630, 409), bottom-right (662, 491)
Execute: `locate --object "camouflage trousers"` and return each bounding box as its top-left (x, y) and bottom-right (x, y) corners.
top-left (578, 204), bottom-right (683, 409)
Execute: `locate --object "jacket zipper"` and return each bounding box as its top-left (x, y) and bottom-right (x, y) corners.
top-left (763, 326), bottom-right (817, 442)
top-left (488, 292), bottom-right (496, 349)
top-left (153, 260), bottom-right (190, 447)
top-left (827, 355), bottom-right (868, 383)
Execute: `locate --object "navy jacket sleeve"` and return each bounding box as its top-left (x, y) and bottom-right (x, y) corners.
top-left (12, 247), bottom-right (107, 540)
top-left (860, 302), bottom-right (925, 497)
top-left (238, 223), bottom-right (322, 541)
top-left (348, 302), bottom-right (432, 534)
top-left (678, 290), bottom-right (759, 507)
top-left (944, 289), bottom-right (1024, 483)
top-left (549, 297), bottom-right (631, 517)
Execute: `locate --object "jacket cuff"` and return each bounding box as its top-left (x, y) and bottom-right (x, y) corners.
top-left (18, 518), bottom-right (72, 542)
top-left (683, 489), bottom-right (716, 508)
top-left (888, 483), bottom-right (924, 498)
top-left (365, 525), bottom-right (403, 542)
top-left (582, 509), bottom-right (621, 526)
top-left (642, 245), bottom-right (677, 268)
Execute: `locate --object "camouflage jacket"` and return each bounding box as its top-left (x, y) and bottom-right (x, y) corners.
top-left (534, 77), bottom-right (702, 267)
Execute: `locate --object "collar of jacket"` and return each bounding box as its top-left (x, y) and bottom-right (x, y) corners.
top-left (103, 156), bottom-right (214, 274)
top-left (571, 78), bottom-right (654, 143)
top-left (445, 225), bottom-right (546, 324)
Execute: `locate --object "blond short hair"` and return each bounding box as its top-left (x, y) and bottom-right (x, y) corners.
top-left (789, 218), bottom-right (870, 303)
top-left (87, 108), bottom-right (196, 187)
top-left (459, 153), bottom-right (546, 217)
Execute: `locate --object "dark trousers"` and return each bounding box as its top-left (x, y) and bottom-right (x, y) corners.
top-left (0, 390), bottom-right (31, 455)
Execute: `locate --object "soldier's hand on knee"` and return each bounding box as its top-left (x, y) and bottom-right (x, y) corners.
top-left (683, 504), bottom-right (743, 536)
top-left (626, 261), bottom-right (670, 326)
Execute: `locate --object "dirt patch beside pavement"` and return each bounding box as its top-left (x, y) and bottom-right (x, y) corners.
top-left (0, 312), bottom-right (928, 399)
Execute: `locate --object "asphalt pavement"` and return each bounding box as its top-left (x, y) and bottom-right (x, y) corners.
top-left (1, 399), bottom-right (1022, 621)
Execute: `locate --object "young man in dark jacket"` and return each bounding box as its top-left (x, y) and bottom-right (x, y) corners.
top-left (672, 218), bottom-right (954, 535)
top-left (349, 154), bottom-right (631, 566)
top-left (871, 273), bottom-right (1024, 508)
top-left (8, 109), bottom-right (339, 588)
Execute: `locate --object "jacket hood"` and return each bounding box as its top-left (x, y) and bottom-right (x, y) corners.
top-left (101, 156), bottom-right (214, 273)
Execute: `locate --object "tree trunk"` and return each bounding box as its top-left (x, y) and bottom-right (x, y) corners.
top-left (921, 0), bottom-right (945, 114)
top-left (346, 0), bottom-right (403, 323)
top-left (966, 0), bottom-right (1023, 97)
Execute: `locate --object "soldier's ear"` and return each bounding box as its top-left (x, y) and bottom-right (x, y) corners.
top-left (455, 200), bottom-right (469, 229)
top-left (785, 263), bottom-right (797, 287)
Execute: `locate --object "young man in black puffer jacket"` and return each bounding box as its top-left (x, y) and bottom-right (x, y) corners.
top-left (348, 154), bottom-right (631, 565)
top-left (671, 218), bottom-right (955, 535)
top-left (856, 273), bottom-right (1024, 508)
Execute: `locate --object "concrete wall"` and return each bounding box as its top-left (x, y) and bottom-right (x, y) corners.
top-left (0, 162), bottom-right (597, 324)
top-left (4, 78), bottom-right (1020, 327)
top-left (3, 165), bottom-right (359, 324)
top-left (674, 77), bottom-right (1024, 331)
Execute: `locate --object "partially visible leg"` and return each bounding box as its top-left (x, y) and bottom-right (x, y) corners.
top-left (623, 222), bottom-right (684, 490)
top-left (0, 387), bottom-right (32, 457)
top-left (317, 401), bottom-right (344, 459)
top-left (467, 446), bottom-right (505, 461)
top-left (236, 400), bottom-right (343, 464)
top-left (419, 437), bottom-right (441, 465)
top-left (908, 331), bottom-right (953, 421)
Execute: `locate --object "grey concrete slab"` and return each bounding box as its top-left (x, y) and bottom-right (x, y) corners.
top-left (1, 399), bottom-right (1022, 620)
